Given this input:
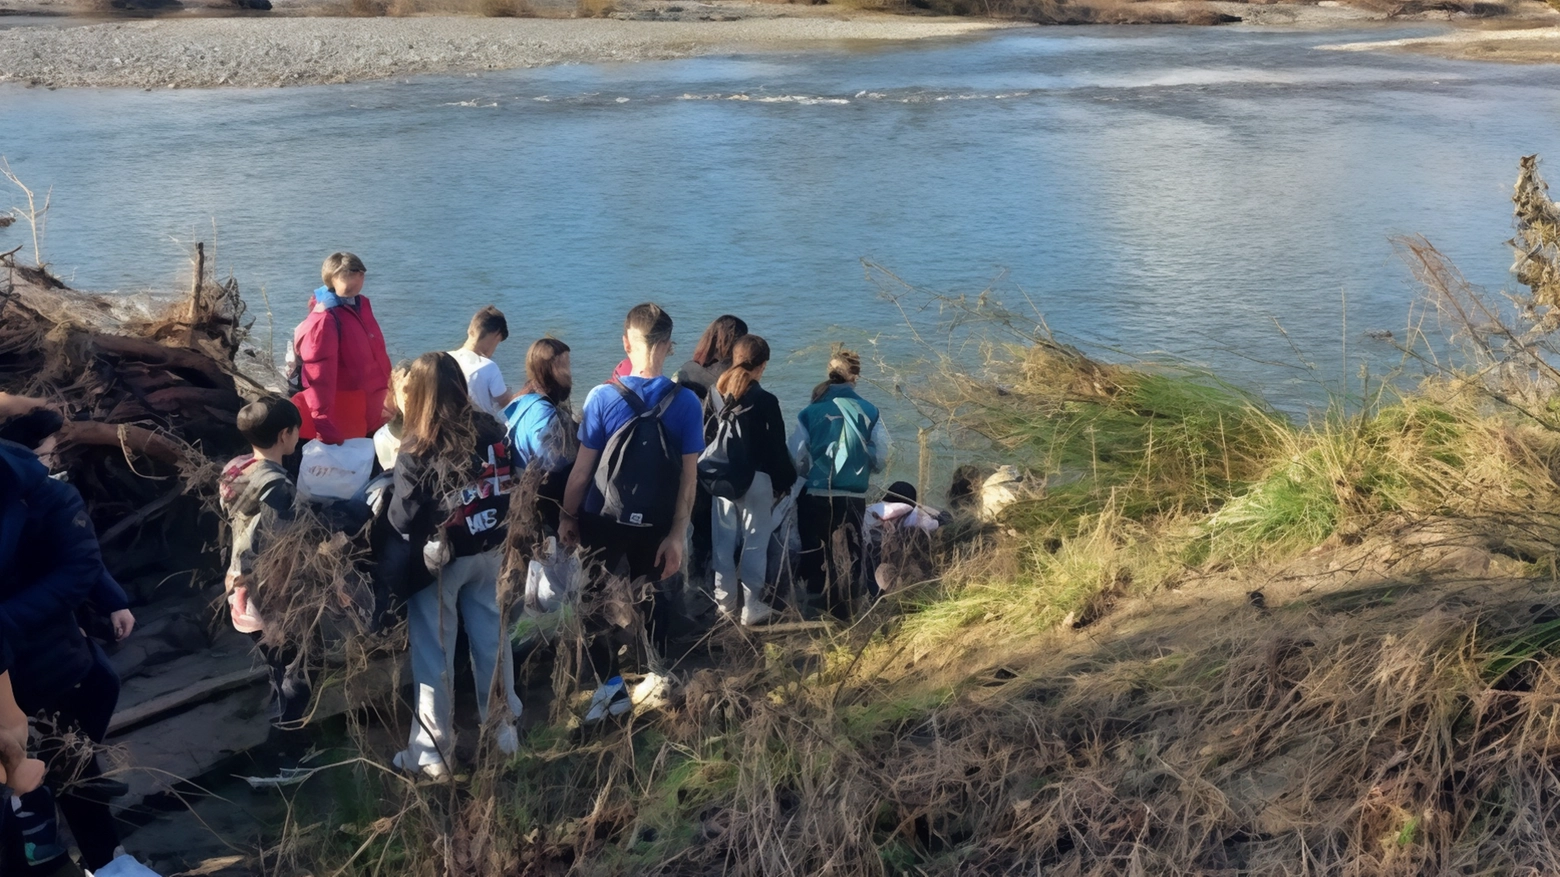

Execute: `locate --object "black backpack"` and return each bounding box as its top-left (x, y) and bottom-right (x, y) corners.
top-left (697, 401), bottom-right (754, 500)
top-left (595, 379), bottom-right (683, 529)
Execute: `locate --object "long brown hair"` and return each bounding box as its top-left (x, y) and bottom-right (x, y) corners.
top-left (522, 338), bottom-right (572, 405)
top-left (400, 351), bottom-right (478, 462)
top-left (810, 347), bottom-right (861, 403)
top-left (716, 334), bottom-right (770, 403)
top-left (691, 315), bottom-right (748, 368)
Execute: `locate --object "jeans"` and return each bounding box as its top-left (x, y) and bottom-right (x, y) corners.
top-left (404, 549), bottom-right (520, 772)
top-left (710, 472), bottom-right (776, 614)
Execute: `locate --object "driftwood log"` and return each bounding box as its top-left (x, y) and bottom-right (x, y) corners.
top-left (0, 245), bottom-right (262, 603)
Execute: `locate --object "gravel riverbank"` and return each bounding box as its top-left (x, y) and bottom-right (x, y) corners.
top-left (1322, 24), bottom-right (1560, 63)
top-left (0, 13), bottom-right (1012, 88)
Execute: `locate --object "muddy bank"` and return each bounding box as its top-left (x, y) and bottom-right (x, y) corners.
top-left (0, 13), bottom-right (1015, 88)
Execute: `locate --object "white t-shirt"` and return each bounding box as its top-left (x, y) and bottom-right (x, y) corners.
top-left (448, 348), bottom-right (507, 417)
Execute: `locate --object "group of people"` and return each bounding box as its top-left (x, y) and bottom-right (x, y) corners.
top-left (0, 247), bottom-right (927, 869)
top-left (242, 252), bottom-right (918, 777)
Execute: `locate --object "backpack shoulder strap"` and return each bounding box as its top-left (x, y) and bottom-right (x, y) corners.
top-left (609, 378), bottom-right (650, 417)
top-left (652, 385), bottom-right (680, 417)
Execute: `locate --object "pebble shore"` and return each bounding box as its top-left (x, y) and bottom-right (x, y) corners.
top-left (0, 14), bottom-right (1010, 88)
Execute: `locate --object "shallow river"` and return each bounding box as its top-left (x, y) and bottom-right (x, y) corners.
top-left (5, 24), bottom-right (1560, 466)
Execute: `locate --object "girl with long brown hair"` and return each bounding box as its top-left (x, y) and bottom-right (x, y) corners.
top-left (387, 351), bottom-right (521, 779)
top-left (707, 335), bottom-right (795, 626)
top-left (503, 338), bottom-right (577, 533)
top-left (673, 315), bottom-right (749, 608)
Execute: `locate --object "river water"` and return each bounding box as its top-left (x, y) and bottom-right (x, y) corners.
top-left (4, 25), bottom-right (1560, 457)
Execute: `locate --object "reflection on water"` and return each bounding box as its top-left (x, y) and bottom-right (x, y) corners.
top-left (3, 25), bottom-right (1560, 435)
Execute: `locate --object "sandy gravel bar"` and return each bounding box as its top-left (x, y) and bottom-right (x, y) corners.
top-left (1321, 25), bottom-right (1560, 63)
top-left (0, 14), bottom-right (1011, 88)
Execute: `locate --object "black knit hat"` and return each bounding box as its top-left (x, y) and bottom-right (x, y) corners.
top-left (884, 481), bottom-right (917, 505)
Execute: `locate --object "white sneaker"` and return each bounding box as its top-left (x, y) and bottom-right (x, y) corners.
top-left (713, 590), bottom-right (739, 619)
top-left (86, 854), bottom-right (161, 877)
top-left (584, 677), bottom-right (630, 724)
top-left (740, 600), bottom-right (775, 627)
top-left (631, 672), bottom-right (672, 712)
top-left (495, 723), bottom-right (519, 755)
top-left (392, 749), bottom-right (451, 781)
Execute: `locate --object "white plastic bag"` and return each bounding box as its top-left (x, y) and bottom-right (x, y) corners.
top-left (525, 536), bottom-right (582, 615)
top-left (296, 438), bottom-right (376, 503)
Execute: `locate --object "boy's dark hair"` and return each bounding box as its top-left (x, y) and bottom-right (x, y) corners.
top-left (624, 303), bottom-right (674, 348)
top-left (468, 305), bottom-right (509, 341)
top-left (884, 481), bottom-right (917, 505)
top-left (238, 397), bottom-right (303, 450)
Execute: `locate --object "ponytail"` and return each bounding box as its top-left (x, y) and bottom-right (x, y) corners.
top-left (810, 347), bottom-right (861, 403)
top-left (716, 335), bottom-right (771, 403)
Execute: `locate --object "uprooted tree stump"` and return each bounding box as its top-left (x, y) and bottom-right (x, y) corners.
top-left (0, 246), bottom-right (268, 604)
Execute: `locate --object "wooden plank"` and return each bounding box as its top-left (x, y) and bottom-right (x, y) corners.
top-left (109, 667), bottom-right (267, 736)
top-left (752, 620), bottom-right (830, 634)
top-left (111, 626), bottom-right (257, 724)
top-left (112, 654), bottom-right (406, 809)
top-left (114, 686), bottom-right (272, 808)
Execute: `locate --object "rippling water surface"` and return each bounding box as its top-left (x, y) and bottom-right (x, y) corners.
top-left (6, 25), bottom-right (1560, 441)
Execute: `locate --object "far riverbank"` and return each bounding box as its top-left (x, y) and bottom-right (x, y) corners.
top-left (1323, 23), bottom-right (1560, 63)
top-left (0, 12), bottom-right (1016, 88)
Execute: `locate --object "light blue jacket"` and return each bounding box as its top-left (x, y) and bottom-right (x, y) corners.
top-left (503, 393), bottom-right (575, 473)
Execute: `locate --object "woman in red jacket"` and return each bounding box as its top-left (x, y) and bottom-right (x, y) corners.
top-left (292, 252), bottom-right (393, 445)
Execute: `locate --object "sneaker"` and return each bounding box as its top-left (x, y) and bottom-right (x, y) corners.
top-left (10, 789), bottom-right (68, 868)
top-left (392, 749), bottom-right (451, 781)
top-left (740, 600), bottom-right (775, 627)
top-left (88, 852), bottom-right (163, 877)
top-left (584, 677), bottom-right (630, 724)
top-left (631, 672), bottom-right (672, 712)
top-left (495, 723), bottom-right (520, 756)
top-left (713, 591), bottom-right (740, 619)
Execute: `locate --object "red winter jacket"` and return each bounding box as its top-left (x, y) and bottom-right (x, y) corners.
top-left (292, 289), bottom-right (392, 445)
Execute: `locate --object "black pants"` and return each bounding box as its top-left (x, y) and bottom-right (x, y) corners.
top-left (798, 495), bottom-right (867, 615)
top-left (533, 471), bottom-right (568, 538)
top-left (579, 514), bottom-right (674, 681)
top-left (251, 633), bottom-right (311, 728)
top-left (27, 649), bottom-right (121, 871)
top-left (687, 488), bottom-right (713, 587)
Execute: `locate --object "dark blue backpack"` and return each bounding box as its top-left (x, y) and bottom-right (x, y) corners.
top-left (595, 380), bottom-right (682, 529)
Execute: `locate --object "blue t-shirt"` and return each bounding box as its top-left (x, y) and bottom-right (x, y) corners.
top-left (577, 375), bottom-right (705, 515)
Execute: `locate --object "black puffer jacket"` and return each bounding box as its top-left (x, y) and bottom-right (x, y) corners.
top-left (723, 383), bottom-right (796, 492)
top-left (389, 416), bottom-right (515, 562)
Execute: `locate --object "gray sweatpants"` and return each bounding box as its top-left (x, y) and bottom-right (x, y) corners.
top-left (711, 471), bottom-right (776, 614)
top-left (404, 549), bottom-right (521, 771)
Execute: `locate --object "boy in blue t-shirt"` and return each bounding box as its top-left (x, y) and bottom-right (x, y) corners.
top-left (560, 304), bottom-right (704, 711)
